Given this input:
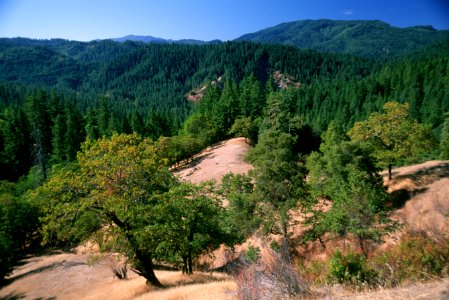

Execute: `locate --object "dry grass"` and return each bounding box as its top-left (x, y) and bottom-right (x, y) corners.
top-left (0, 250), bottom-right (236, 300)
top-left (386, 161), bottom-right (449, 241)
top-left (312, 278), bottom-right (449, 299)
top-left (134, 280), bottom-right (237, 300)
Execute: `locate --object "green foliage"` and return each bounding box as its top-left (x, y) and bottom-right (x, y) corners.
top-left (245, 243), bottom-right (261, 263)
top-left (237, 19), bottom-right (449, 58)
top-left (369, 233), bottom-right (449, 285)
top-left (153, 181), bottom-right (227, 274)
top-left (348, 102), bottom-right (436, 179)
top-left (156, 135), bottom-right (204, 168)
top-left (306, 122), bottom-right (380, 199)
top-left (0, 181), bottom-right (40, 282)
top-left (305, 123), bottom-right (397, 255)
top-left (328, 250), bottom-right (376, 285)
top-left (440, 112), bottom-right (449, 159)
top-left (0, 107), bottom-right (32, 181)
top-left (247, 92), bottom-right (310, 238)
top-left (37, 133), bottom-right (174, 286)
top-left (219, 173), bottom-right (260, 241)
top-left (229, 116), bottom-right (259, 144)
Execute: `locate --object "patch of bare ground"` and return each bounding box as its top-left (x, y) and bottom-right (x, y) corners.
top-left (385, 160), bottom-right (449, 241)
top-left (0, 250), bottom-right (235, 300)
top-left (175, 137), bottom-right (253, 184)
top-left (0, 251), bottom-right (150, 300)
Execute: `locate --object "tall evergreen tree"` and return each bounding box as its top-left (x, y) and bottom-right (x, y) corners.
top-left (64, 101), bottom-right (85, 161)
top-left (26, 90), bottom-right (52, 179)
top-left (51, 113), bottom-right (67, 163)
top-left (1, 107), bottom-right (32, 180)
top-left (85, 109), bottom-right (100, 141)
top-left (440, 112), bottom-right (449, 159)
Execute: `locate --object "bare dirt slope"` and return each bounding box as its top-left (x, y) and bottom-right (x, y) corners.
top-left (385, 160), bottom-right (449, 240)
top-left (175, 137), bottom-right (253, 184)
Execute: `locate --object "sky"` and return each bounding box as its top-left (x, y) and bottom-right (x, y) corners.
top-left (0, 0), bottom-right (448, 41)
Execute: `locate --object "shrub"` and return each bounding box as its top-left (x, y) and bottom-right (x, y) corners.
top-left (369, 233), bottom-right (449, 286)
top-left (328, 250), bottom-right (377, 285)
top-left (245, 244), bottom-right (260, 263)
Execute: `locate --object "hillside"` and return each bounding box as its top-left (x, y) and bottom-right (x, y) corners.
top-left (236, 19), bottom-right (449, 58)
top-left (175, 137), bottom-right (253, 184)
top-left (1, 137), bottom-right (448, 299)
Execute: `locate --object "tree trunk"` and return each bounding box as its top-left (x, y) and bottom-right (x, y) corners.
top-left (134, 249), bottom-right (162, 287)
top-left (107, 212), bottom-right (162, 287)
top-left (388, 163), bottom-right (392, 181)
top-left (187, 250), bottom-right (193, 274)
top-left (182, 256), bottom-right (187, 274)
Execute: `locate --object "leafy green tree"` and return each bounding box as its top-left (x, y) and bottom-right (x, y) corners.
top-left (306, 122), bottom-right (380, 199)
top-left (37, 133), bottom-right (175, 287)
top-left (154, 182), bottom-right (226, 274)
top-left (348, 102), bottom-right (435, 180)
top-left (0, 181), bottom-right (39, 283)
top-left (156, 136), bottom-right (204, 168)
top-left (305, 123), bottom-right (397, 256)
top-left (219, 173), bottom-right (260, 241)
top-left (229, 116), bottom-right (259, 144)
top-left (85, 109), bottom-right (100, 141)
top-left (131, 111), bottom-right (145, 135)
top-left (213, 81), bottom-right (239, 139)
top-left (97, 97), bottom-right (112, 137)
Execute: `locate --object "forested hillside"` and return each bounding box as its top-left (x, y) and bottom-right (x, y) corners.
top-left (1, 37), bottom-right (448, 180)
top-left (236, 19), bottom-right (449, 58)
top-left (1, 30), bottom-right (449, 294)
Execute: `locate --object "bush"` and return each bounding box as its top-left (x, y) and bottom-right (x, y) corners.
top-left (369, 233), bottom-right (449, 286)
top-left (0, 181), bottom-right (40, 283)
top-left (245, 244), bottom-right (260, 263)
top-left (328, 250), bottom-right (377, 285)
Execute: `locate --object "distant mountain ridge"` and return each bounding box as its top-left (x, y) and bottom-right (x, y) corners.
top-left (110, 34), bottom-right (222, 45)
top-left (235, 19), bottom-right (449, 58)
top-left (3, 19), bottom-right (448, 58)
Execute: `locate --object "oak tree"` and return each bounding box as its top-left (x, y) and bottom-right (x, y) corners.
top-left (348, 102), bottom-right (435, 180)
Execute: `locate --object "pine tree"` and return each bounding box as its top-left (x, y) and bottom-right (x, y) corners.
top-left (1, 107), bottom-right (32, 180)
top-left (85, 109), bottom-right (100, 141)
top-left (440, 112), bottom-right (449, 159)
top-left (26, 90), bottom-right (52, 179)
top-left (64, 101), bottom-right (85, 161)
top-left (51, 113), bottom-right (67, 163)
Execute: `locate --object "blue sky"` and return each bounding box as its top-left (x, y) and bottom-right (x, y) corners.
top-left (1, 0), bottom-right (448, 41)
